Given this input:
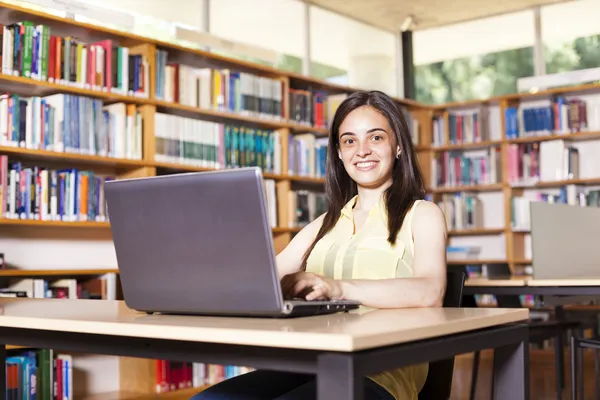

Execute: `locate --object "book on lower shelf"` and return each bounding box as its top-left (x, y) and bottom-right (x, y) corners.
top-left (5, 347), bottom-right (70, 400)
top-left (155, 360), bottom-right (253, 394)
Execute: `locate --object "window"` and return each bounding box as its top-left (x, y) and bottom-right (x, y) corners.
top-left (309, 5), bottom-right (398, 96)
top-left (542, 0), bottom-right (600, 74)
top-left (210, 0), bottom-right (305, 73)
top-left (414, 10), bottom-right (535, 104)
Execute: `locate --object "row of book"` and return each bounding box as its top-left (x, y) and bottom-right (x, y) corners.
top-left (6, 348), bottom-right (60, 400)
top-left (437, 193), bottom-right (484, 231)
top-left (0, 91), bottom-right (143, 160)
top-left (288, 89), bottom-right (347, 129)
top-left (430, 148), bottom-right (502, 188)
top-left (504, 95), bottom-right (600, 138)
top-left (155, 49), bottom-right (284, 120)
top-left (431, 106), bottom-right (502, 147)
top-left (288, 134), bottom-right (327, 178)
top-left (154, 112), bottom-right (282, 174)
top-left (262, 180), bottom-right (327, 229)
top-left (287, 190), bottom-right (327, 228)
top-left (0, 273), bottom-right (117, 300)
top-left (0, 157), bottom-right (112, 222)
top-left (434, 108), bottom-right (490, 146)
top-left (1, 22), bottom-right (149, 98)
top-left (511, 185), bottom-right (600, 231)
top-left (505, 141), bottom-right (580, 186)
top-left (155, 360), bottom-right (253, 394)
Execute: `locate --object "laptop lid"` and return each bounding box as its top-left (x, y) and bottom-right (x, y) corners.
top-left (104, 167), bottom-right (285, 316)
top-left (530, 201), bottom-right (600, 280)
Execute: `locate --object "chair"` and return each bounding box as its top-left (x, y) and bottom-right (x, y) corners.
top-left (570, 331), bottom-right (600, 400)
top-left (418, 270), bottom-right (466, 400)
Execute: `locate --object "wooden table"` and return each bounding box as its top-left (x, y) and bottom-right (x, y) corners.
top-left (464, 277), bottom-right (600, 304)
top-left (0, 298), bottom-right (530, 400)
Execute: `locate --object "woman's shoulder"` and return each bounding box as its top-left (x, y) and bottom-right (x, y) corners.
top-left (411, 199), bottom-right (447, 236)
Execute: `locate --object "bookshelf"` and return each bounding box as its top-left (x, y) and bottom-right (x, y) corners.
top-left (427, 87), bottom-right (600, 277)
top-left (1, 0), bottom-right (600, 397)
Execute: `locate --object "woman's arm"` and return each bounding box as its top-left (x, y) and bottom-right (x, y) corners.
top-left (288, 201), bottom-right (448, 308)
top-left (275, 213), bottom-right (326, 279)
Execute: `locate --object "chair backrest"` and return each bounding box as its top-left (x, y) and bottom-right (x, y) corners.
top-left (418, 270), bottom-right (466, 400)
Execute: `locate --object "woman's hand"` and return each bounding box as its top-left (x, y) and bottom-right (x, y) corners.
top-left (280, 272), bottom-right (343, 301)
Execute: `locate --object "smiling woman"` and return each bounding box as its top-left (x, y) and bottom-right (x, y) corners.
top-left (192, 91), bottom-right (448, 400)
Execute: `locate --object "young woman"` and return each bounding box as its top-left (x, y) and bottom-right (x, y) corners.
top-left (193, 90), bottom-right (448, 400)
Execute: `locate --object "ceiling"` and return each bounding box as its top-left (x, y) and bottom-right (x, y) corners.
top-left (303, 0), bottom-right (574, 32)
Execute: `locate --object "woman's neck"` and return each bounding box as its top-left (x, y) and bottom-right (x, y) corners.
top-left (353, 181), bottom-right (391, 212)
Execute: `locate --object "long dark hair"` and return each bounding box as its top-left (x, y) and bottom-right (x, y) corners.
top-left (300, 90), bottom-right (426, 271)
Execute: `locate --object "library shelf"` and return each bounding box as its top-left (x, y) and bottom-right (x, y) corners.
top-left (448, 228), bottom-right (505, 236)
top-left (511, 177), bottom-right (600, 189)
top-left (272, 226), bottom-right (302, 234)
top-left (0, 217), bottom-right (302, 237)
top-left (506, 131), bottom-right (600, 144)
top-left (287, 122), bottom-right (329, 136)
top-left (285, 174), bottom-right (325, 185)
top-left (81, 386), bottom-right (210, 400)
top-left (0, 146), bottom-right (146, 169)
top-left (0, 219), bottom-right (110, 228)
top-left (429, 183), bottom-right (503, 194)
top-left (152, 161), bottom-right (324, 185)
top-left (154, 99), bottom-right (291, 132)
top-left (155, 99), bottom-right (329, 136)
top-left (447, 259), bottom-right (508, 265)
top-left (0, 72), bottom-right (151, 105)
top-left (0, 268), bottom-right (119, 277)
top-left (512, 259), bottom-right (533, 265)
top-left (6, 345), bottom-right (28, 350)
top-left (0, 69), bottom-right (332, 137)
top-left (431, 140), bottom-right (503, 151)
top-left (499, 81), bottom-right (600, 102)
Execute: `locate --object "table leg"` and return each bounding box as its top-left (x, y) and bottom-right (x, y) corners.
top-left (317, 353), bottom-right (363, 400)
top-left (492, 337), bottom-right (529, 400)
top-left (0, 344), bottom-right (5, 400)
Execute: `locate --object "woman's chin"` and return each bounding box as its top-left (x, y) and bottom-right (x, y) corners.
top-left (349, 173), bottom-right (388, 189)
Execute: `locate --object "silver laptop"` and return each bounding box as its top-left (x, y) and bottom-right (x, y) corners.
top-left (104, 167), bottom-right (360, 318)
top-left (530, 201), bottom-right (600, 280)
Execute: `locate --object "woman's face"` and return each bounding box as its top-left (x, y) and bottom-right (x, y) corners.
top-left (337, 105), bottom-right (399, 189)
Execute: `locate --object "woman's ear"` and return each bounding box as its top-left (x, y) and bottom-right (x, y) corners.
top-left (396, 145), bottom-right (402, 159)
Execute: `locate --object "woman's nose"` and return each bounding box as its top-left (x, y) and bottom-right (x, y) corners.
top-left (356, 141), bottom-right (371, 156)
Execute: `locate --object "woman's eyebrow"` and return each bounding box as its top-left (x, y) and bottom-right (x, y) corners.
top-left (340, 128), bottom-right (387, 137)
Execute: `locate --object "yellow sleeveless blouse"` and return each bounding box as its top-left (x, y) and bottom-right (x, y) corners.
top-left (306, 194), bottom-right (428, 400)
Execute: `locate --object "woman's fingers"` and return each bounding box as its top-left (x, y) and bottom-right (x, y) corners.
top-left (305, 286), bottom-right (328, 301)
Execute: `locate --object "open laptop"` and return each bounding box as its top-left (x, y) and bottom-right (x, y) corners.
top-left (104, 167), bottom-right (360, 318)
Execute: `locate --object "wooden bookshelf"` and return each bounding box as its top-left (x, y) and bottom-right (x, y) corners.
top-left (82, 386), bottom-right (210, 400)
top-left (428, 85), bottom-right (600, 274)
top-left (0, 219), bottom-right (111, 228)
top-left (448, 228), bottom-right (505, 236)
top-left (0, 268), bottom-right (118, 276)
